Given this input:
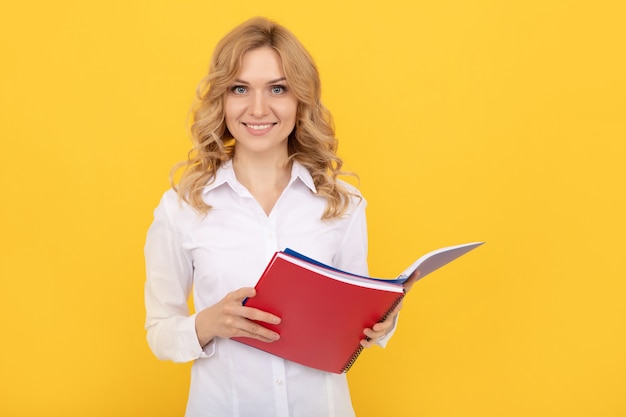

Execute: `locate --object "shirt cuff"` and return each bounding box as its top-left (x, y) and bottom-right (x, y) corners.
top-left (200, 338), bottom-right (216, 358)
top-left (176, 314), bottom-right (216, 361)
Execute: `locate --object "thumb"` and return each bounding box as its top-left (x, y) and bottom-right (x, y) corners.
top-left (232, 286), bottom-right (257, 302)
top-left (403, 271), bottom-right (421, 291)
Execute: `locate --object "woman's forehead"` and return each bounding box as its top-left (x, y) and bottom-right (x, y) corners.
top-left (236, 47), bottom-right (286, 82)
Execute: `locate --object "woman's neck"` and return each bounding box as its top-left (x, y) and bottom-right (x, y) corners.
top-left (232, 153), bottom-right (292, 215)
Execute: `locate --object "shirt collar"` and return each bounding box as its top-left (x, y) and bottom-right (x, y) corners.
top-left (289, 160), bottom-right (317, 193)
top-left (202, 159), bottom-right (318, 195)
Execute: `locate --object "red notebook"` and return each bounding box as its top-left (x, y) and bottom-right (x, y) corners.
top-left (232, 251), bottom-right (405, 373)
top-left (232, 242), bottom-right (484, 373)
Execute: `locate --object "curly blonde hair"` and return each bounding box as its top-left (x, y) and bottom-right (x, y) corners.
top-left (172, 17), bottom-right (357, 219)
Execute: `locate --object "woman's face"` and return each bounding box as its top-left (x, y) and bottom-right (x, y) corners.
top-left (224, 47), bottom-right (298, 158)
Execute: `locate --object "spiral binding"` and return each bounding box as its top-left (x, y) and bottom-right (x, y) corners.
top-left (340, 291), bottom-right (406, 373)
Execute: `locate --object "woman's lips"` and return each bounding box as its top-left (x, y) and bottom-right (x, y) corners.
top-left (243, 122), bottom-right (275, 135)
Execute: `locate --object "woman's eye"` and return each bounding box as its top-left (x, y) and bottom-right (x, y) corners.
top-left (271, 85), bottom-right (286, 94)
top-left (231, 86), bottom-right (247, 94)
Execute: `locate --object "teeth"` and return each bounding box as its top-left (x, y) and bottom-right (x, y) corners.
top-left (246, 123), bottom-right (272, 130)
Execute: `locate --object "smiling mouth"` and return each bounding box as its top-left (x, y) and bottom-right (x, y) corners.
top-left (243, 123), bottom-right (275, 130)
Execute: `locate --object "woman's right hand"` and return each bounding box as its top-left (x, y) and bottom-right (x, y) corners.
top-left (195, 287), bottom-right (281, 347)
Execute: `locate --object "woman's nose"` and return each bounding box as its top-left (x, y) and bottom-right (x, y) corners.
top-left (250, 92), bottom-right (269, 117)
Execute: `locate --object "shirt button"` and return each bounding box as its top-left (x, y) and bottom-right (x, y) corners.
top-left (275, 379), bottom-right (283, 386)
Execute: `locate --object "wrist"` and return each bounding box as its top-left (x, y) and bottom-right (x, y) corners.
top-left (195, 310), bottom-right (214, 347)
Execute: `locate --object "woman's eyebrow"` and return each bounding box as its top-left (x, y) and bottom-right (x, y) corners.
top-left (266, 77), bottom-right (287, 84)
top-left (232, 77), bottom-right (287, 85)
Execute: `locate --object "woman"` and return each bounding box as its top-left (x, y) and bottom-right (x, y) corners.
top-left (144, 17), bottom-right (404, 417)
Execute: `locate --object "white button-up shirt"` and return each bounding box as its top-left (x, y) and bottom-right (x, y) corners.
top-left (145, 160), bottom-right (383, 417)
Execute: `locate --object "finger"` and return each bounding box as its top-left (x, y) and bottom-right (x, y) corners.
top-left (363, 327), bottom-right (385, 340)
top-left (372, 321), bottom-right (391, 333)
top-left (228, 287), bottom-right (257, 303)
top-left (223, 301), bottom-right (281, 340)
top-left (360, 338), bottom-right (374, 348)
top-left (242, 306), bottom-right (282, 325)
top-left (235, 318), bottom-right (280, 342)
top-left (360, 336), bottom-right (382, 349)
top-left (372, 309), bottom-right (398, 332)
top-left (239, 290), bottom-right (282, 324)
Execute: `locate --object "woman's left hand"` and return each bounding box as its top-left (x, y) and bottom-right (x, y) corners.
top-left (359, 270), bottom-right (420, 348)
top-left (360, 302), bottom-right (402, 348)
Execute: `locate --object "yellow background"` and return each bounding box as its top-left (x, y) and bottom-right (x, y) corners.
top-left (1, 1), bottom-right (625, 416)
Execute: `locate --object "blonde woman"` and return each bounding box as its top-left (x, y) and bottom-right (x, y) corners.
top-left (144, 17), bottom-right (402, 417)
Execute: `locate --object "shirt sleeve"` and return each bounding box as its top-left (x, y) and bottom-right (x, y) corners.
top-left (144, 192), bottom-right (214, 363)
top-left (333, 194), bottom-right (369, 276)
